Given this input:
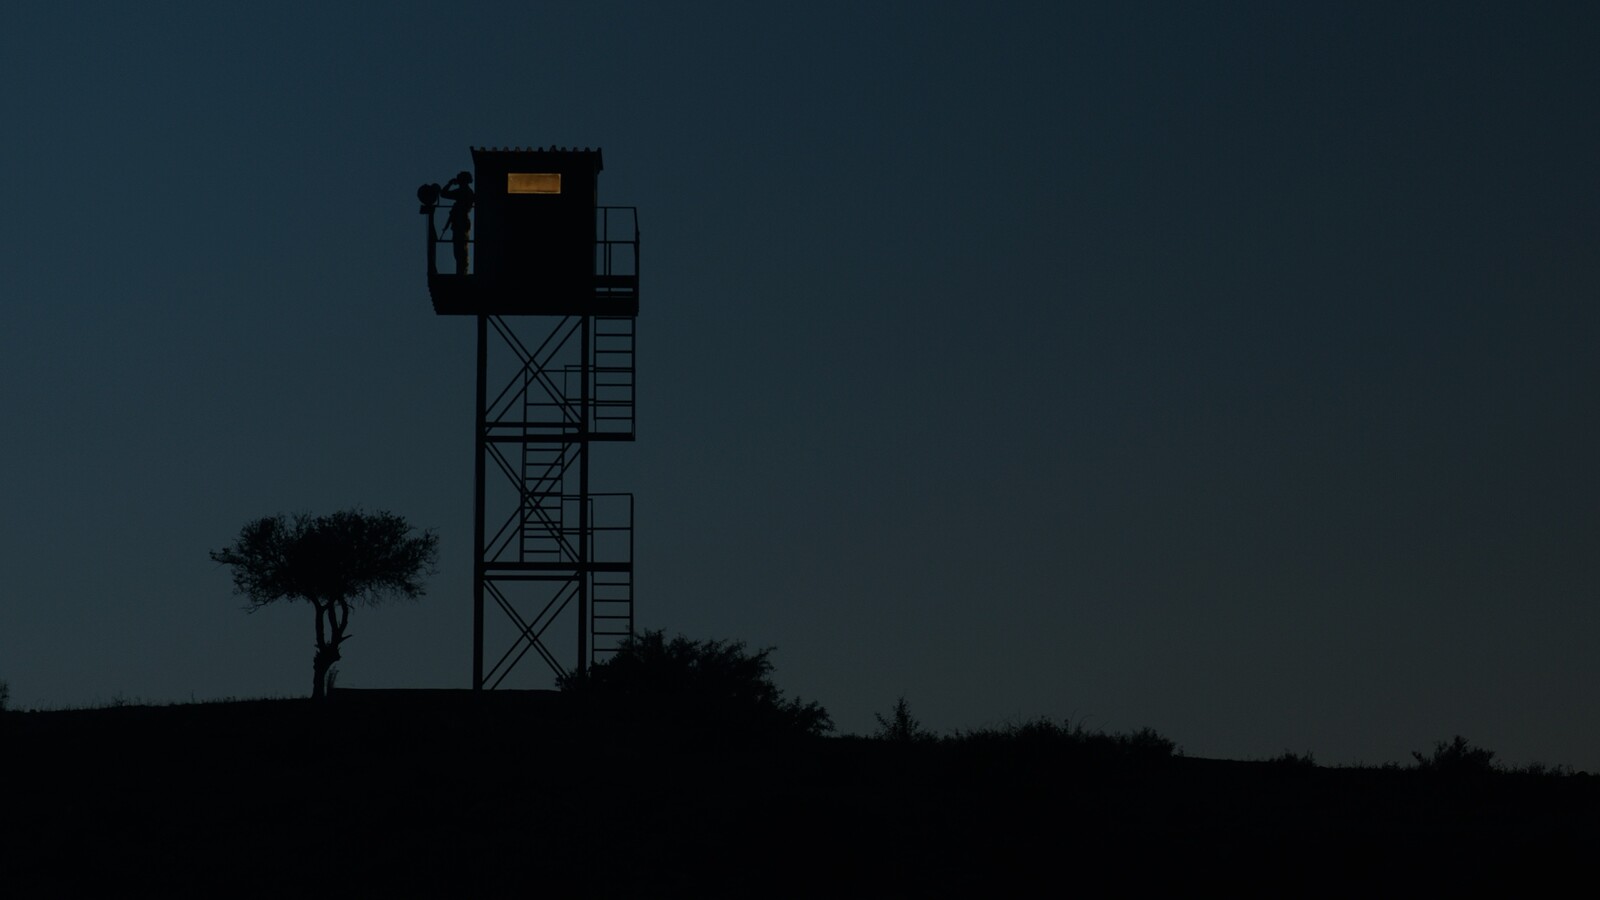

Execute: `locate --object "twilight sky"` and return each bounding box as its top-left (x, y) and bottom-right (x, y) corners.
top-left (3, 1), bottom-right (1597, 768)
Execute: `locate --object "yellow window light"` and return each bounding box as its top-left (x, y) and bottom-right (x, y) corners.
top-left (508, 173), bottom-right (562, 194)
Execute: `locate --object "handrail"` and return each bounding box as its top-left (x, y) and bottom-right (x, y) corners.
top-left (422, 202), bottom-right (639, 302)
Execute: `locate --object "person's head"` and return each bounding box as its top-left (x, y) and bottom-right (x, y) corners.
top-left (456, 171), bottom-right (472, 185)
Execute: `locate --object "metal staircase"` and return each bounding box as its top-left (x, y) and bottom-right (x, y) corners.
top-left (490, 316), bottom-right (637, 672)
top-left (592, 316), bottom-right (636, 438)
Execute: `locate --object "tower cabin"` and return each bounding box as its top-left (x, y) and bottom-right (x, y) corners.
top-left (421, 147), bottom-right (639, 317)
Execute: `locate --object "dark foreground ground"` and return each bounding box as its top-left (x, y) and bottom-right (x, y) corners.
top-left (2, 692), bottom-right (1594, 895)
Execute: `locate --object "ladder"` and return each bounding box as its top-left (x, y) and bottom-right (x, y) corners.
top-left (592, 316), bottom-right (635, 438)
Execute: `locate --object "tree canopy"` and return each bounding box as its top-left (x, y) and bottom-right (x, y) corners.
top-left (211, 509), bottom-right (439, 700)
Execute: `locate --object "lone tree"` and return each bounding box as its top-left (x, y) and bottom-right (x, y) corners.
top-left (211, 509), bottom-right (440, 700)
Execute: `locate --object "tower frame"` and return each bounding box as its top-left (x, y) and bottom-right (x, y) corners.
top-left (422, 147), bottom-right (639, 688)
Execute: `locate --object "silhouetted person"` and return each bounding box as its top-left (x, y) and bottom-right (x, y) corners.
top-left (440, 171), bottom-right (474, 275)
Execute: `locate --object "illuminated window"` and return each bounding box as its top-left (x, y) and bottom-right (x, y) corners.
top-left (507, 173), bottom-right (561, 194)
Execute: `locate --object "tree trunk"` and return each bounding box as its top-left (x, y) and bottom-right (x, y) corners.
top-left (311, 654), bottom-right (327, 701)
top-left (311, 643), bottom-right (343, 700)
top-left (311, 602), bottom-right (337, 701)
top-left (310, 600), bottom-right (348, 700)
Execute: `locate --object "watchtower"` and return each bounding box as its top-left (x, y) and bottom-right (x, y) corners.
top-left (419, 146), bottom-right (639, 688)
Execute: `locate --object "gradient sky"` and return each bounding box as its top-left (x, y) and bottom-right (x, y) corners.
top-left (3, 1), bottom-right (1597, 769)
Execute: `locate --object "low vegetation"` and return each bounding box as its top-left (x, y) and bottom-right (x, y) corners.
top-left (1408, 735), bottom-right (1576, 777)
top-left (562, 629), bottom-right (834, 738)
top-left (1412, 734), bottom-right (1497, 774)
top-left (1270, 749), bottom-right (1318, 768)
top-left (862, 699), bottom-right (1579, 778)
top-left (873, 695), bottom-right (936, 743)
top-left (867, 696), bottom-right (1180, 760)
top-left (947, 716), bottom-right (1182, 761)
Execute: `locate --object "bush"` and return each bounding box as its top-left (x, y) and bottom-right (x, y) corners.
top-left (948, 717), bottom-right (1180, 763)
top-left (1269, 749), bottom-right (1317, 768)
top-left (565, 630), bottom-right (833, 738)
top-left (1507, 760), bottom-right (1574, 777)
top-left (873, 696), bottom-right (936, 743)
top-left (0, 679), bottom-right (8, 713)
top-left (1412, 735), bottom-right (1497, 774)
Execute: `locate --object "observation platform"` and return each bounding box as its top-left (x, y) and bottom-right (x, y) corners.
top-left (424, 204), bottom-right (639, 318)
top-left (427, 273), bottom-right (639, 317)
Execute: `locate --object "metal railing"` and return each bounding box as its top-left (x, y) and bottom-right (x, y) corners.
top-left (423, 203), bottom-right (638, 292)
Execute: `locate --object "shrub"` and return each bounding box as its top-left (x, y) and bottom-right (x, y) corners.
top-left (1270, 750), bottom-right (1317, 768)
top-left (949, 717), bottom-right (1180, 762)
top-left (1507, 761), bottom-right (1574, 777)
top-left (1412, 735), bottom-right (1498, 774)
top-left (566, 630), bottom-right (833, 738)
top-left (1117, 726), bottom-right (1181, 760)
top-left (873, 696), bottom-right (936, 743)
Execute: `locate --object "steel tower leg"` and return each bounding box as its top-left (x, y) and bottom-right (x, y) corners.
top-left (473, 314), bottom-right (488, 690)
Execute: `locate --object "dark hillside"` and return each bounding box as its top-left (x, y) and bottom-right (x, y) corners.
top-left (2, 694), bottom-right (1592, 894)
